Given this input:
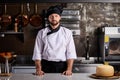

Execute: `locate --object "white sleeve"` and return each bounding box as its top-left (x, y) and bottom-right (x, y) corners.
top-left (32, 31), bottom-right (44, 61)
top-left (66, 31), bottom-right (77, 59)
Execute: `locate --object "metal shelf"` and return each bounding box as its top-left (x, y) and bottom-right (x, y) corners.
top-left (0, 31), bottom-right (23, 35)
top-left (0, 31), bottom-right (24, 42)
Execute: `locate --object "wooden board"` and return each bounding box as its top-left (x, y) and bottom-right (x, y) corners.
top-left (89, 74), bottom-right (120, 79)
top-left (0, 73), bottom-right (12, 76)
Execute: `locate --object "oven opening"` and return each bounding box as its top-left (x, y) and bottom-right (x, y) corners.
top-left (105, 38), bottom-right (120, 61)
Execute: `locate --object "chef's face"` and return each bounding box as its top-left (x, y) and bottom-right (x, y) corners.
top-left (48, 13), bottom-right (61, 26)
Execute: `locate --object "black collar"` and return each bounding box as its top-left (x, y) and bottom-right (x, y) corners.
top-left (47, 25), bottom-right (60, 35)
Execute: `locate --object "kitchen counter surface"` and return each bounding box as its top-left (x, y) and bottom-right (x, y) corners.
top-left (0, 73), bottom-right (119, 80)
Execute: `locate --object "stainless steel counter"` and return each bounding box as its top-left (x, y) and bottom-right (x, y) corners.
top-left (0, 73), bottom-right (119, 80)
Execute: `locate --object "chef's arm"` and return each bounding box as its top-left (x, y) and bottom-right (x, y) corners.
top-left (63, 59), bottom-right (74, 75)
top-left (35, 60), bottom-right (44, 75)
top-left (66, 59), bottom-right (74, 71)
top-left (35, 60), bottom-right (41, 70)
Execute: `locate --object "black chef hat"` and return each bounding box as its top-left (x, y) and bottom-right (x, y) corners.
top-left (46, 5), bottom-right (63, 18)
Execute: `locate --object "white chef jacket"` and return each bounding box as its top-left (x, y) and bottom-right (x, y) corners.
top-left (32, 26), bottom-right (77, 62)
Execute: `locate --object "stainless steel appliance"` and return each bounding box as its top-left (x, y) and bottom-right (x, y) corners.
top-left (11, 55), bottom-right (35, 73)
top-left (100, 27), bottom-right (120, 64)
top-left (12, 66), bottom-right (35, 73)
top-left (61, 9), bottom-right (80, 36)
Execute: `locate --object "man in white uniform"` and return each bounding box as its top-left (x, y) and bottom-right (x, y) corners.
top-left (32, 5), bottom-right (77, 76)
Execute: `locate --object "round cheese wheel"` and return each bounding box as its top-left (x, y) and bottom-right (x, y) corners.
top-left (96, 64), bottom-right (114, 77)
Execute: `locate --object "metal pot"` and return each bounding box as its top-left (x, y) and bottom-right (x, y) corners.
top-left (1, 4), bottom-right (12, 30)
top-left (15, 4), bottom-right (29, 27)
top-left (29, 3), bottom-right (42, 27)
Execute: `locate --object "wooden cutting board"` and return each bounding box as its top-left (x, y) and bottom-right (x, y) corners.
top-left (89, 74), bottom-right (120, 79)
top-left (0, 73), bottom-right (12, 76)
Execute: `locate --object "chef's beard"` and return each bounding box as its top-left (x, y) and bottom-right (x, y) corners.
top-left (49, 20), bottom-right (60, 26)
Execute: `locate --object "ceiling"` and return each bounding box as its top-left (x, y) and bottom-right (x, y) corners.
top-left (0, 0), bottom-right (120, 3)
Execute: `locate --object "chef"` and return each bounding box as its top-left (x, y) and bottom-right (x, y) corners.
top-left (32, 5), bottom-right (77, 76)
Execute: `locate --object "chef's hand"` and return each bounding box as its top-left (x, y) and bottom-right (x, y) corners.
top-left (35, 69), bottom-right (44, 76)
top-left (62, 70), bottom-right (72, 76)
